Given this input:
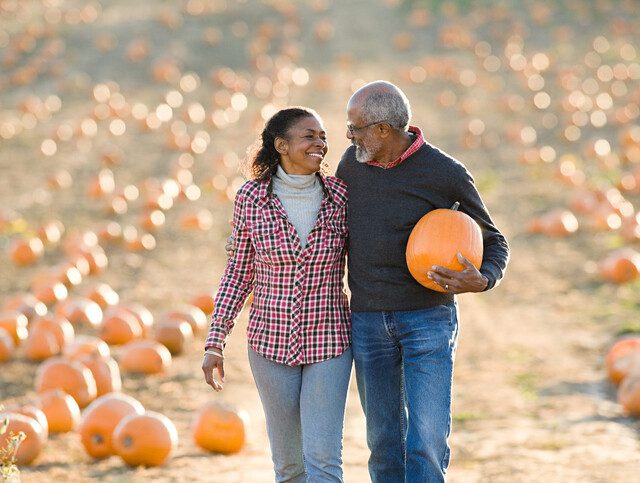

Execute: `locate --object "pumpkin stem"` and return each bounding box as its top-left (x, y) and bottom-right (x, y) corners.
top-left (451, 201), bottom-right (460, 211)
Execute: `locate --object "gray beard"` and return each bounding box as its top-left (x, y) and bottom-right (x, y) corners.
top-left (354, 138), bottom-right (382, 164)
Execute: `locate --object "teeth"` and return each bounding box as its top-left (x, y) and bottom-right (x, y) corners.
top-left (308, 153), bottom-right (323, 158)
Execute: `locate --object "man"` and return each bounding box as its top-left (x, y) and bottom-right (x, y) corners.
top-left (335, 80), bottom-right (509, 482)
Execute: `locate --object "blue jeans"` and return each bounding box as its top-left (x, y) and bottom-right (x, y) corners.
top-left (352, 303), bottom-right (459, 483)
top-left (248, 347), bottom-right (353, 482)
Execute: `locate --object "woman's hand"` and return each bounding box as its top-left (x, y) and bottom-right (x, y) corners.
top-left (202, 353), bottom-right (225, 391)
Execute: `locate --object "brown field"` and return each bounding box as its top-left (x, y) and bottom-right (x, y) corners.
top-left (1, 1), bottom-right (640, 482)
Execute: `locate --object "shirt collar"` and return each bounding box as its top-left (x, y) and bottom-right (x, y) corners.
top-left (258, 171), bottom-right (334, 203)
top-left (366, 125), bottom-right (425, 169)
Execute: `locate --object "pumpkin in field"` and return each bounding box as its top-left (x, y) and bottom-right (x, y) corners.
top-left (406, 202), bottom-right (483, 292)
top-left (79, 355), bottom-right (122, 396)
top-left (598, 248), bottom-right (640, 284)
top-left (63, 334), bottom-right (111, 360)
top-left (30, 316), bottom-right (75, 349)
top-left (606, 337), bottom-right (640, 384)
top-left (99, 309), bottom-right (143, 345)
top-left (86, 283), bottom-right (120, 309)
top-left (16, 405), bottom-right (49, 444)
top-left (112, 411), bottom-right (178, 467)
top-left (119, 340), bottom-right (172, 374)
top-left (154, 318), bottom-right (193, 355)
top-left (79, 393), bottom-right (145, 459)
top-left (0, 327), bottom-right (15, 361)
top-left (0, 413), bottom-right (46, 465)
top-left (23, 328), bottom-right (61, 361)
top-left (0, 311), bottom-right (29, 345)
top-left (618, 374), bottom-right (640, 416)
top-left (35, 357), bottom-right (98, 408)
top-left (192, 402), bottom-right (248, 454)
top-left (8, 237), bottom-right (45, 266)
top-left (166, 304), bottom-right (208, 334)
top-left (55, 298), bottom-right (103, 328)
top-left (34, 389), bottom-right (81, 433)
top-left (190, 293), bottom-right (215, 315)
top-left (119, 303), bottom-right (154, 337)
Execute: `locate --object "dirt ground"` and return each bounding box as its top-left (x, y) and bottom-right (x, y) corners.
top-left (1, 1), bottom-right (639, 482)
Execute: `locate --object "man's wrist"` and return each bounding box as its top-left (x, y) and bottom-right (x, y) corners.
top-left (205, 348), bottom-right (223, 358)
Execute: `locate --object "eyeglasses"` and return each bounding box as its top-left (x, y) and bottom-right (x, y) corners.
top-left (347, 120), bottom-right (390, 135)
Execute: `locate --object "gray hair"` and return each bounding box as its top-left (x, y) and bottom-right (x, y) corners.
top-left (359, 88), bottom-right (411, 131)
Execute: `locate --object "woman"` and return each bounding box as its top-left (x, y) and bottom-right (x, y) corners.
top-left (202, 107), bottom-right (351, 482)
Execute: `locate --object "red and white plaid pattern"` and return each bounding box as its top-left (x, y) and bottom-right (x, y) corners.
top-left (205, 175), bottom-right (351, 366)
top-left (367, 126), bottom-right (424, 169)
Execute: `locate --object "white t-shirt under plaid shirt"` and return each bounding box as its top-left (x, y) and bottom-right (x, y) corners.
top-left (205, 174), bottom-right (351, 366)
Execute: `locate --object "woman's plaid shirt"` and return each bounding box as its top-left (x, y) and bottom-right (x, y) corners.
top-left (205, 175), bottom-right (351, 366)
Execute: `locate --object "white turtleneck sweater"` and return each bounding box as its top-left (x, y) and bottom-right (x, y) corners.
top-left (272, 165), bottom-right (323, 249)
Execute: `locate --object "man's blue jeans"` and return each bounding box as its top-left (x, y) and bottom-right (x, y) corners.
top-left (248, 347), bottom-right (353, 482)
top-left (352, 303), bottom-right (459, 483)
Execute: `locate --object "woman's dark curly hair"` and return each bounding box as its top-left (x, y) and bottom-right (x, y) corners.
top-left (242, 106), bottom-right (325, 181)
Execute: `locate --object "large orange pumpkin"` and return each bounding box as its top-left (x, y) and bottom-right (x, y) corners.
top-left (166, 304), bottom-right (208, 335)
top-left (23, 328), bottom-right (61, 361)
top-left (79, 393), bottom-right (145, 459)
top-left (606, 337), bottom-right (640, 384)
top-left (0, 412), bottom-right (45, 465)
top-left (112, 411), bottom-right (178, 467)
top-left (16, 405), bottom-right (49, 444)
top-left (118, 340), bottom-right (172, 374)
top-left (154, 318), bottom-right (193, 355)
top-left (63, 334), bottom-right (111, 360)
top-left (618, 373), bottom-right (640, 416)
top-left (30, 316), bottom-right (75, 349)
top-left (34, 389), bottom-right (81, 433)
top-left (598, 249), bottom-right (640, 284)
top-left (406, 202), bottom-right (483, 292)
top-left (99, 310), bottom-right (143, 345)
top-left (35, 356), bottom-right (98, 408)
top-left (192, 402), bottom-right (248, 454)
top-left (55, 298), bottom-right (103, 328)
top-left (79, 355), bottom-right (122, 396)
top-left (119, 303), bottom-right (154, 337)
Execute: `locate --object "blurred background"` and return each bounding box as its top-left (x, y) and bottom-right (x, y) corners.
top-left (1, 0), bottom-right (639, 481)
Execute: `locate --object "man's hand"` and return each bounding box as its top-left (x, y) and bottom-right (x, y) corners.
top-left (427, 252), bottom-right (488, 294)
top-left (225, 218), bottom-right (236, 258)
top-left (202, 353), bottom-right (225, 391)
top-left (225, 235), bottom-right (236, 258)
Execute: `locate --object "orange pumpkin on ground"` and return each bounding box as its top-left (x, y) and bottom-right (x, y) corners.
top-left (0, 327), bottom-right (16, 361)
top-left (618, 374), bottom-right (640, 416)
top-left (119, 303), bottom-right (154, 337)
top-left (79, 355), bottom-right (122, 396)
top-left (598, 249), bottom-right (640, 284)
top-left (118, 340), bottom-right (172, 374)
top-left (166, 304), bottom-right (208, 335)
top-left (16, 405), bottom-right (49, 444)
top-left (0, 412), bottom-right (45, 465)
top-left (8, 237), bottom-right (45, 266)
top-left (0, 312), bottom-right (29, 345)
top-left (79, 393), bottom-right (145, 459)
top-left (606, 337), bottom-right (640, 384)
top-left (34, 389), bottom-right (81, 433)
top-left (35, 356), bottom-right (98, 408)
top-left (86, 283), bottom-right (120, 309)
top-left (55, 298), bottom-right (103, 328)
top-left (406, 202), bottom-right (483, 292)
top-left (154, 318), bottom-right (193, 355)
top-left (23, 328), bottom-right (61, 361)
top-left (190, 293), bottom-right (215, 315)
top-left (4, 293), bottom-right (48, 322)
top-left (112, 411), bottom-right (178, 467)
top-left (63, 334), bottom-right (111, 360)
top-left (192, 402), bottom-right (248, 454)
top-left (99, 310), bottom-right (143, 345)
top-left (30, 316), bottom-right (75, 349)
top-left (33, 281), bottom-right (68, 306)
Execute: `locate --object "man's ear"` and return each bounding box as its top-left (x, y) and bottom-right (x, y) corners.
top-left (274, 137), bottom-right (288, 155)
top-left (377, 123), bottom-right (392, 138)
